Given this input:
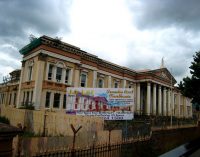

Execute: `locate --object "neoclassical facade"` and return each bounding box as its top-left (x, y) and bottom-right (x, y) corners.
top-left (0, 35), bottom-right (192, 118)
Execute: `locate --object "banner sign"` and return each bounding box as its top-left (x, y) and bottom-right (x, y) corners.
top-left (66, 88), bottom-right (134, 120)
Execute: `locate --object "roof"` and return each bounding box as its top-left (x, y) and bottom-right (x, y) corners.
top-left (19, 35), bottom-right (177, 85)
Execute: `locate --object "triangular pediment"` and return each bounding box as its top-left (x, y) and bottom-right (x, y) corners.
top-left (151, 68), bottom-right (177, 84)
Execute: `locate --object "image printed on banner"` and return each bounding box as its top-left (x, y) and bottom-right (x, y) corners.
top-left (66, 88), bottom-right (134, 120)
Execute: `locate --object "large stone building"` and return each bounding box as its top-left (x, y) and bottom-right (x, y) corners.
top-left (0, 35), bottom-right (192, 118)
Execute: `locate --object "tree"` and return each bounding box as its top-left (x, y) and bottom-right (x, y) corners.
top-left (178, 52), bottom-right (200, 109)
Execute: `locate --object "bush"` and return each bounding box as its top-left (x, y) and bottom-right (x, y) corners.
top-left (19, 102), bottom-right (35, 110)
top-left (0, 116), bottom-right (10, 124)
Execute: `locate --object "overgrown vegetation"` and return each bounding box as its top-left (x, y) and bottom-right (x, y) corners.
top-left (19, 103), bottom-right (35, 110)
top-left (178, 51), bottom-right (200, 110)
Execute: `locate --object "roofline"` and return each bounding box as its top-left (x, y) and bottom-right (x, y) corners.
top-left (19, 35), bottom-right (177, 84)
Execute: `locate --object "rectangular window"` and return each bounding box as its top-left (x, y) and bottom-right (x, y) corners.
top-left (45, 92), bottom-right (51, 108)
top-left (63, 94), bottom-right (66, 109)
top-left (13, 93), bottom-right (17, 106)
top-left (56, 67), bottom-right (62, 82)
top-left (9, 93), bottom-right (12, 105)
top-left (98, 79), bottom-right (103, 88)
top-left (26, 91), bottom-right (29, 104)
top-left (53, 93), bottom-right (60, 108)
top-left (65, 69), bottom-right (70, 84)
top-left (28, 66), bottom-right (33, 81)
top-left (80, 73), bottom-right (87, 87)
top-left (114, 82), bottom-right (118, 88)
top-left (48, 64), bottom-right (54, 80)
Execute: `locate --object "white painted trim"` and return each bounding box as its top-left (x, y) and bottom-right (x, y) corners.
top-left (23, 50), bottom-right (81, 64)
top-left (81, 64), bottom-right (98, 71)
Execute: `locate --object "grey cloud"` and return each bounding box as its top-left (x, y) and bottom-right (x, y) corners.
top-left (125, 28), bottom-right (199, 83)
top-left (127, 0), bottom-right (200, 31)
top-left (0, 0), bottom-right (71, 39)
top-left (0, 0), bottom-right (71, 82)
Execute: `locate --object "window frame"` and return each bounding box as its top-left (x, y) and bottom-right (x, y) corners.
top-left (98, 78), bottom-right (104, 88)
top-left (56, 67), bottom-right (62, 82)
top-left (63, 94), bottom-right (66, 109)
top-left (114, 82), bottom-right (119, 88)
top-left (80, 73), bottom-right (87, 87)
top-left (53, 93), bottom-right (60, 108)
top-left (65, 69), bottom-right (71, 84)
top-left (48, 64), bottom-right (54, 80)
top-left (45, 92), bottom-right (51, 108)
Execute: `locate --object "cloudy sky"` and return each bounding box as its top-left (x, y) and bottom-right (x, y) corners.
top-left (0, 0), bottom-right (200, 83)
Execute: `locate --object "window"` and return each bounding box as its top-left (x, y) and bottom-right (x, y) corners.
top-left (9, 93), bottom-right (12, 105)
top-left (45, 92), bottom-right (51, 108)
top-left (98, 79), bottom-right (104, 88)
top-left (48, 64), bottom-right (54, 80)
top-left (13, 93), bottom-right (17, 106)
top-left (80, 73), bottom-right (87, 87)
top-left (63, 94), bottom-right (66, 109)
top-left (56, 67), bottom-right (62, 82)
top-left (114, 82), bottom-right (118, 88)
top-left (53, 93), bottom-right (60, 108)
top-left (26, 91), bottom-right (29, 103)
top-left (65, 69), bottom-right (70, 84)
top-left (22, 92), bottom-right (25, 105)
top-left (31, 91), bottom-right (33, 103)
top-left (28, 66), bottom-right (33, 81)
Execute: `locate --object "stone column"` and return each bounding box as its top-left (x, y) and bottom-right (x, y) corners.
top-left (50, 91), bottom-right (54, 109)
top-left (158, 85), bottom-right (162, 115)
top-left (60, 93), bottom-right (63, 110)
top-left (74, 65), bottom-right (80, 87)
top-left (53, 66), bottom-right (57, 82)
top-left (163, 87), bottom-right (167, 116)
top-left (153, 84), bottom-right (157, 115)
top-left (133, 83), bottom-right (137, 112)
top-left (33, 59), bottom-right (45, 110)
top-left (16, 61), bottom-right (25, 108)
top-left (190, 100), bottom-right (193, 117)
top-left (177, 94), bottom-right (181, 118)
top-left (184, 97), bottom-right (187, 118)
top-left (93, 71), bottom-right (97, 88)
top-left (45, 62), bottom-right (49, 80)
top-left (171, 91), bottom-right (174, 116)
top-left (146, 82), bottom-right (151, 115)
top-left (69, 69), bottom-right (73, 86)
top-left (108, 76), bottom-right (112, 88)
top-left (62, 68), bottom-right (66, 84)
top-left (167, 89), bottom-right (171, 116)
top-left (122, 79), bottom-right (126, 88)
top-left (136, 83), bottom-right (141, 115)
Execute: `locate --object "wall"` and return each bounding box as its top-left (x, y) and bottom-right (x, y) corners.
top-left (13, 129), bottom-right (122, 157)
top-left (0, 105), bottom-right (104, 136)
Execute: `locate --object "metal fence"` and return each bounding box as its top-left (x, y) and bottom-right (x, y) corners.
top-left (32, 137), bottom-right (150, 157)
top-left (33, 143), bottom-right (121, 157)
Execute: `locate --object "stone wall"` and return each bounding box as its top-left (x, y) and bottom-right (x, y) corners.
top-left (12, 129), bottom-right (122, 156)
top-left (0, 105), bottom-right (104, 136)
